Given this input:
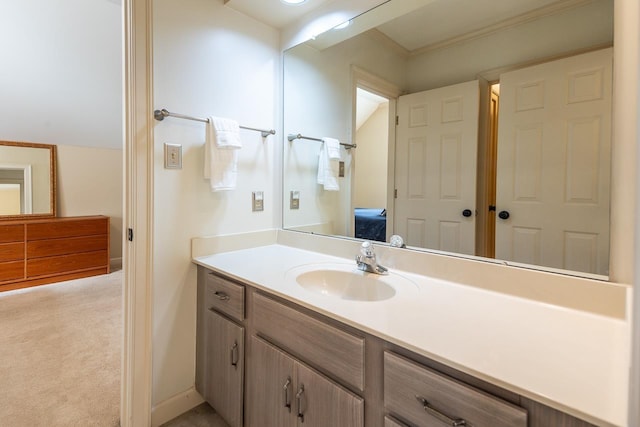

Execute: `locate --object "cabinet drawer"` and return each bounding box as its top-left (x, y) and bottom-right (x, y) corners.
top-left (252, 292), bottom-right (365, 392)
top-left (205, 272), bottom-right (245, 321)
top-left (27, 235), bottom-right (108, 259)
top-left (27, 217), bottom-right (108, 240)
top-left (27, 250), bottom-right (108, 277)
top-left (0, 261), bottom-right (24, 282)
top-left (384, 352), bottom-right (527, 427)
top-left (0, 242), bottom-right (24, 262)
top-left (0, 224), bottom-right (24, 243)
top-left (385, 416), bottom-right (408, 427)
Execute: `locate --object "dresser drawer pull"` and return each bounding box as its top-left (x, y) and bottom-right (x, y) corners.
top-left (214, 291), bottom-right (230, 301)
top-left (230, 342), bottom-right (239, 368)
top-left (415, 395), bottom-right (467, 426)
top-left (296, 384), bottom-right (305, 422)
top-left (283, 377), bottom-right (292, 412)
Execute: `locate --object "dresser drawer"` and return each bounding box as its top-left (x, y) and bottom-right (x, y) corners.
top-left (27, 217), bottom-right (108, 240)
top-left (205, 272), bottom-right (245, 321)
top-left (27, 250), bottom-right (108, 278)
top-left (0, 224), bottom-right (24, 244)
top-left (0, 242), bottom-right (24, 262)
top-left (384, 352), bottom-right (527, 427)
top-left (0, 261), bottom-right (24, 282)
top-left (252, 292), bottom-right (365, 392)
top-left (27, 235), bottom-right (108, 259)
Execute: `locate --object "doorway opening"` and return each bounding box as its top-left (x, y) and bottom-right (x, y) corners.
top-left (353, 87), bottom-right (390, 242)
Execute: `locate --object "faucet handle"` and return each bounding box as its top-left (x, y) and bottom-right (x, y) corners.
top-left (361, 241), bottom-right (375, 257)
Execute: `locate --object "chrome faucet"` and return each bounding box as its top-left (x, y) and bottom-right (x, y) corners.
top-left (355, 241), bottom-right (388, 275)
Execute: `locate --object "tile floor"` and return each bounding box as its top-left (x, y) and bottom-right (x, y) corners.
top-left (161, 403), bottom-right (229, 427)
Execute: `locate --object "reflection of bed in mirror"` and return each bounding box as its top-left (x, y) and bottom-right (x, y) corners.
top-left (354, 208), bottom-right (386, 242)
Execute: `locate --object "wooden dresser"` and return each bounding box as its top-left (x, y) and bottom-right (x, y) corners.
top-left (0, 216), bottom-right (110, 292)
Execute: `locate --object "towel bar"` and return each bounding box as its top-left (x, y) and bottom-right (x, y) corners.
top-left (287, 133), bottom-right (356, 149)
top-left (154, 109), bottom-right (276, 138)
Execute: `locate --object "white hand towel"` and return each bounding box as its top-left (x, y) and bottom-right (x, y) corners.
top-left (204, 116), bottom-right (242, 192)
top-left (322, 137), bottom-right (341, 160)
top-left (317, 140), bottom-right (340, 191)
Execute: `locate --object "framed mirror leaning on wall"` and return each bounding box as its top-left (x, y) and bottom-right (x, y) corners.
top-left (283, 0), bottom-right (614, 279)
top-left (0, 140), bottom-right (56, 219)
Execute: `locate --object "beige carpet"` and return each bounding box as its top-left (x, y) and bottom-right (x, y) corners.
top-left (0, 271), bottom-right (122, 426)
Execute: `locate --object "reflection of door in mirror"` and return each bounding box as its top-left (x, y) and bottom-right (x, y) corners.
top-left (0, 166), bottom-right (32, 215)
top-left (495, 48), bottom-right (612, 276)
top-left (395, 80), bottom-right (480, 255)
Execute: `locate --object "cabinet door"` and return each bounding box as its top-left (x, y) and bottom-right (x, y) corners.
top-left (246, 336), bottom-right (296, 427)
top-left (295, 362), bottom-right (364, 427)
top-left (206, 309), bottom-right (244, 427)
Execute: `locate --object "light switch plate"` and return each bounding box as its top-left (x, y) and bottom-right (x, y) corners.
top-left (164, 143), bottom-right (182, 169)
top-left (290, 191), bottom-right (300, 210)
top-left (252, 191), bottom-right (264, 212)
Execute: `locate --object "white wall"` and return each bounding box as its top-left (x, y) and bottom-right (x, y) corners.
top-left (1, 0), bottom-right (124, 261)
top-left (152, 0), bottom-right (280, 406)
top-left (56, 144), bottom-right (123, 263)
top-left (354, 103), bottom-right (388, 208)
top-left (0, 0), bottom-right (122, 149)
top-left (406, 0), bottom-right (613, 92)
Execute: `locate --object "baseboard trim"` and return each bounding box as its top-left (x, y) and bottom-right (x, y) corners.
top-left (150, 387), bottom-right (204, 427)
top-left (110, 257), bottom-right (123, 271)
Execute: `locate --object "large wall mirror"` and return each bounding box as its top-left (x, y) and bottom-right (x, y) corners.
top-left (0, 141), bottom-right (56, 219)
top-left (283, 0), bottom-right (614, 279)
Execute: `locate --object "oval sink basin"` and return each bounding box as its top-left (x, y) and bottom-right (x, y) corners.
top-left (286, 263), bottom-right (416, 302)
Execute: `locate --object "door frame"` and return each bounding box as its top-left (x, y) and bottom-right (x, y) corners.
top-left (351, 66), bottom-right (401, 242)
top-left (121, 0), bottom-right (154, 426)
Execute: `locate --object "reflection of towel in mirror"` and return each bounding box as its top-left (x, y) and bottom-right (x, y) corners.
top-left (204, 116), bottom-right (242, 191)
top-left (317, 138), bottom-right (341, 191)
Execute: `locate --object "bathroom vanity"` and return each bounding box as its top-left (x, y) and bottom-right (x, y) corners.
top-left (193, 237), bottom-right (627, 427)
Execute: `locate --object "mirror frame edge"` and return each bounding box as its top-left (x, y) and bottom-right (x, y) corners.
top-left (0, 140), bottom-right (57, 221)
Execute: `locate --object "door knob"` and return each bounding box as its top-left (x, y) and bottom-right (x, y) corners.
top-left (462, 209), bottom-right (473, 218)
top-left (498, 210), bottom-right (510, 220)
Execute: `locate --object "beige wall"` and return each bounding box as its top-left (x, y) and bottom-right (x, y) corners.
top-left (56, 144), bottom-right (123, 264)
top-left (0, 186), bottom-right (21, 214)
top-left (354, 103), bottom-right (389, 208)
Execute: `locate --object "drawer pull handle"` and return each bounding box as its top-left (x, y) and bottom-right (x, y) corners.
top-left (230, 342), bottom-right (239, 368)
top-left (283, 377), bottom-right (292, 412)
top-left (296, 384), bottom-right (305, 423)
top-left (214, 291), bottom-right (230, 301)
top-left (415, 395), bottom-right (467, 426)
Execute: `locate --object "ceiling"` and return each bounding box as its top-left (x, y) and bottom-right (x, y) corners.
top-left (224, 0), bottom-right (333, 29)
top-left (225, 0), bottom-right (595, 54)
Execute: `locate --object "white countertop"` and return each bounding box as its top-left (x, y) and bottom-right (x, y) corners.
top-left (194, 244), bottom-right (630, 427)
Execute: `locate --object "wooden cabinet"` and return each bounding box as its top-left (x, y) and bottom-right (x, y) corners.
top-left (247, 335), bottom-right (363, 427)
top-left (384, 351), bottom-right (527, 427)
top-left (0, 216), bottom-right (110, 292)
top-left (196, 270), bottom-right (246, 427)
top-left (196, 267), bottom-right (599, 427)
top-left (204, 309), bottom-right (244, 427)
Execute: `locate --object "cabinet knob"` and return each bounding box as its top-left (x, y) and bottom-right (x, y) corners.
top-left (415, 395), bottom-right (467, 426)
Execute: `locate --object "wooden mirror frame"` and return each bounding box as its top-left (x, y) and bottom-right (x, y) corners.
top-left (0, 140), bottom-right (56, 220)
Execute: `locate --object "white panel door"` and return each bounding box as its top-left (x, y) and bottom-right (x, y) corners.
top-left (495, 48), bottom-right (612, 275)
top-left (394, 80), bottom-right (479, 255)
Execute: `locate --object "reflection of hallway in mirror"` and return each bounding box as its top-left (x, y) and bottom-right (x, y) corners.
top-left (353, 88), bottom-right (390, 243)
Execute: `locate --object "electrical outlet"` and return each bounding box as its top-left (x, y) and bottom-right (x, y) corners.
top-left (164, 143), bottom-right (182, 169)
top-left (290, 191), bottom-right (300, 210)
top-left (252, 191), bottom-right (264, 212)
